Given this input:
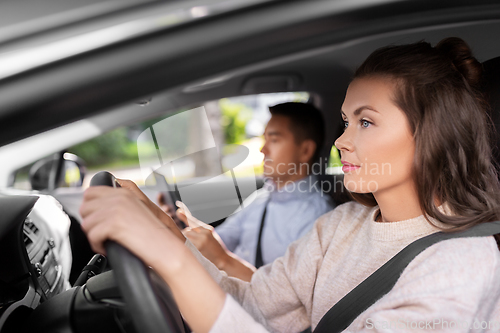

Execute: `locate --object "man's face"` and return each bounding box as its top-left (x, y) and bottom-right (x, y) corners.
top-left (260, 115), bottom-right (303, 183)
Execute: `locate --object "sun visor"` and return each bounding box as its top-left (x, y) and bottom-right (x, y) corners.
top-left (241, 74), bottom-right (302, 94)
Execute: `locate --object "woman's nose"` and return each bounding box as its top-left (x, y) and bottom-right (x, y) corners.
top-left (335, 130), bottom-right (353, 153)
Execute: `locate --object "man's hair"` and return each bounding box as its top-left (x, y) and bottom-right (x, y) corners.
top-left (269, 102), bottom-right (325, 164)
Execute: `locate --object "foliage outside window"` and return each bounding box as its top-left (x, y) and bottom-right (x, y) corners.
top-left (64, 93), bottom-right (310, 185)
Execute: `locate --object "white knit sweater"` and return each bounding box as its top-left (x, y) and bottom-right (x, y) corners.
top-left (187, 201), bottom-right (500, 332)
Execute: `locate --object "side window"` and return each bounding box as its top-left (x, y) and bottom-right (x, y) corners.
top-left (12, 163), bottom-right (34, 190)
top-left (132, 93), bottom-right (309, 223)
top-left (327, 146), bottom-right (342, 175)
top-left (68, 127), bottom-right (140, 185)
top-left (52, 93), bottom-right (308, 222)
top-left (11, 93), bottom-right (309, 201)
top-left (68, 92), bottom-right (307, 181)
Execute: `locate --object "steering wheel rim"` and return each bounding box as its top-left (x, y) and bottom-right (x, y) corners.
top-left (90, 171), bottom-right (185, 333)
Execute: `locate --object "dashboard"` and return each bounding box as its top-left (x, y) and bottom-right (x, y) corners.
top-left (0, 193), bottom-right (72, 332)
top-left (23, 213), bottom-right (66, 300)
top-left (0, 192), bottom-right (139, 333)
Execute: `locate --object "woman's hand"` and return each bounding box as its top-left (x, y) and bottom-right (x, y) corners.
top-left (79, 186), bottom-right (185, 271)
top-left (79, 185), bottom-right (226, 333)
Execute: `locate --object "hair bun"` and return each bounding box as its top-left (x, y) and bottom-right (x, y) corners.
top-left (435, 37), bottom-right (482, 87)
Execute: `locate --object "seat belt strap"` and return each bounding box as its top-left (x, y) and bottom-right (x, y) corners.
top-left (255, 203), bottom-right (269, 268)
top-left (313, 221), bottom-right (500, 333)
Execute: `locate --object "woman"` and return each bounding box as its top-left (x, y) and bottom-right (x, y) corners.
top-left (80, 37), bottom-right (500, 332)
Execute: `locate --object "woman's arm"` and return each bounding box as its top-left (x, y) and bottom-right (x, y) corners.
top-left (184, 213), bottom-right (332, 332)
top-left (86, 180), bottom-right (332, 332)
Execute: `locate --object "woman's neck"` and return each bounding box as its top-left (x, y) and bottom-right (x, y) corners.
top-left (373, 181), bottom-right (423, 223)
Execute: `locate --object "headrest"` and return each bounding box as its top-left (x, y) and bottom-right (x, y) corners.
top-left (482, 57), bottom-right (500, 166)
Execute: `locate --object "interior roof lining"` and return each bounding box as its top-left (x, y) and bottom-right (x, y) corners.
top-left (84, 17), bottom-right (500, 157)
top-left (3, 2), bottom-right (500, 148)
top-left (97, 17), bottom-right (500, 131)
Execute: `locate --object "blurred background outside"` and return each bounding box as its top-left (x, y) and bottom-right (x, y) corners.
top-left (14, 92), bottom-right (342, 190)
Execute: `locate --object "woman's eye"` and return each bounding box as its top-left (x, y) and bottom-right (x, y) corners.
top-left (360, 120), bottom-right (371, 128)
top-left (343, 120), bottom-right (349, 129)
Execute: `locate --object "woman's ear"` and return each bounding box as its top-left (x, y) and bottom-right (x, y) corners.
top-left (299, 139), bottom-right (316, 164)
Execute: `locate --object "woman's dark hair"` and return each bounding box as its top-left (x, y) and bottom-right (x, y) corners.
top-left (350, 37), bottom-right (500, 231)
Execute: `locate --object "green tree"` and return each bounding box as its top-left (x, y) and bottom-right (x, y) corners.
top-left (219, 98), bottom-right (252, 144)
top-left (68, 128), bottom-right (138, 167)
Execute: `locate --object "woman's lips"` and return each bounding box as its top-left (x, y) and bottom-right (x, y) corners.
top-left (341, 160), bottom-right (360, 173)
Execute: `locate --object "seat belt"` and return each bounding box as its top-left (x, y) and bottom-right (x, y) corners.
top-left (313, 221), bottom-right (500, 333)
top-left (255, 202), bottom-right (269, 268)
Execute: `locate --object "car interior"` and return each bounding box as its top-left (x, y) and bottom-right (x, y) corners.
top-left (2, 1), bottom-right (500, 332)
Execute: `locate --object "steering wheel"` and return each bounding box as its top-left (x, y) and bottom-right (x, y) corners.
top-left (90, 171), bottom-right (186, 333)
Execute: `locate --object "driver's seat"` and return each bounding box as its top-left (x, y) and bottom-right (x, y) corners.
top-left (483, 56), bottom-right (500, 173)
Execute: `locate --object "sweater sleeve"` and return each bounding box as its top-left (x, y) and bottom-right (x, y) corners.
top-left (209, 295), bottom-right (270, 333)
top-left (346, 236), bottom-right (500, 333)
top-left (186, 210), bottom-right (339, 333)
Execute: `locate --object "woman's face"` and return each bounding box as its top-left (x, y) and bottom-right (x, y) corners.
top-left (335, 77), bottom-right (415, 194)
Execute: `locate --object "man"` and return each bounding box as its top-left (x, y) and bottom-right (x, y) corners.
top-left (176, 102), bottom-right (334, 281)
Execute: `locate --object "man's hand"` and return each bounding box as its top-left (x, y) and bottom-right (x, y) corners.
top-left (157, 192), bottom-right (186, 230)
top-left (157, 192), bottom-right (172, 216)
top-left (177, 201), bottom-right (256, 281)
top-left (176, 201), bottom-right (230, 269)
top-left (115, 179), bottom-right (185, 241)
